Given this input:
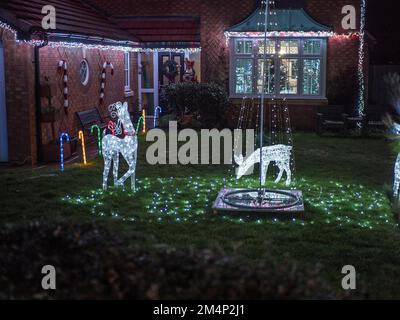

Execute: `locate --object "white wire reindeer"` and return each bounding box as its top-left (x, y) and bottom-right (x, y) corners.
top-left (234, 145), bottom-right (292, 187)
top-left (384, 115), bottom-right (400, 198)
top-left (102, 102), bottom-right (138, 191)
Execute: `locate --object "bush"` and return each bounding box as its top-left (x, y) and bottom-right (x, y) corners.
top-left (0, 221), bottom-right (342, 300)
top-left (160, 82), bottom-right (229, 128)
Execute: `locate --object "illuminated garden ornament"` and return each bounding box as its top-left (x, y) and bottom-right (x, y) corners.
top-left (136, 110), bottom-right (146, 133)
top-left (102, 102), bottom-right (138, 191)
top-left (78, 130), bottom-right (87, 165)
top-left (90, 124), bottom-right (102, 156)
top-left (59, 132), bottom-right (70, 172)
top-left (154, 106), bottom-right (162, 128)
top-left (234, 145), bottom-right (292, 186)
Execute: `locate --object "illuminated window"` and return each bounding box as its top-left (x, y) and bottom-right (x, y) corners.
top-left (235, 58), bottom-right (253, 94)
top-left (303, 59), bottom-right (321, 95)
top-left (230, 37), bottom-right (326, 98)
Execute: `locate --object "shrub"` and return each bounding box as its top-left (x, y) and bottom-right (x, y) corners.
top-left (0, 221), bottom-right (342, 299)
top-left (160, 82), bottom-right (229, 128)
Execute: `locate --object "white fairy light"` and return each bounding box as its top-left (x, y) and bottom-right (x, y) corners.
top-left (357, 0), bottom-right (367, 121)
top-left (0, 20), bottom-right (17, 40)
top-left (234, 144), bottom-right (292, 186)
top-left (394, 154), bottom-right (400, 199)
top-left (102, 102), bottom-right (138, 191)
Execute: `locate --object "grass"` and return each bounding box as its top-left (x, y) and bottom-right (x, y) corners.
top-left (1, 133), bottom-right (400, 299)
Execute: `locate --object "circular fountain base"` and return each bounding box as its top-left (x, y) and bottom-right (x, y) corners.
top-left (213, 188), bottom-right (304, 217)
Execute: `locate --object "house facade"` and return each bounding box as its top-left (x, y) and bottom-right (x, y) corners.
top-left (0, 0), bottom-right (364, 165)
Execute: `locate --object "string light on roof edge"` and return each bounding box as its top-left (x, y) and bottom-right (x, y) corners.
top-left (0, 22), bottom-right (202, 52)
top-left (0, 20), bottom-right (17, 40)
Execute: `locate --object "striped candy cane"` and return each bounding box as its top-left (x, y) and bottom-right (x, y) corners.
top-left (99, 61), bottom-right (114, 105)
top-left (58, 60), bottom-right (68, 108)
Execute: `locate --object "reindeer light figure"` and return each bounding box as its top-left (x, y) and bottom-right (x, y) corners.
top-left (102, 102), bottom-right (138, 191)
top-left (234, 145), bottom-right (292, 187)
top-left (387, 116), bottom-right (400, 199)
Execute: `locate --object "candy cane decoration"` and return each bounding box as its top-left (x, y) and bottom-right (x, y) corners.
top-left (78, 130), bottom-right (87, 165)
top-left (90, 124), bottom-right (102, 156)
top-left (99, 61), bottom-right (114, 105)
top-left (136, 111), bottom-right (146, 134)
top-left (58, 60), bottom-right (68, 108)
top-left (60, 132), bottom-right (70, 172)
top-left (154, 106), bottom-right (162, 128)
top-left (142, 109), bottom-right (146, 133)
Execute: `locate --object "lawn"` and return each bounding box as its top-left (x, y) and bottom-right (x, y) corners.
top-left (1, 133), bottom-right (400, 299)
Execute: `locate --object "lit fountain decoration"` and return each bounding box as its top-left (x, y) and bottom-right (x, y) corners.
top-left (102, 102), bottom-right (138, 191)
top-left (213, 0), bottom-right (304, 215)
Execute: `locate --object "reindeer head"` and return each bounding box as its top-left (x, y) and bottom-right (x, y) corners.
top-left (234, 154), bottom-right (247, 179)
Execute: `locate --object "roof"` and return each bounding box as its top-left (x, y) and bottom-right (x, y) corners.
top-left (112, 16), bottom-right (200, 46)
top-left (0, 0), bottom-right (138, 45)
top-left (227, 8), bottom-right (332, 33)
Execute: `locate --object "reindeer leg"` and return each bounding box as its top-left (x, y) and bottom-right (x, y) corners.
top-left (103, 156), bottom-right (112, 191)
top-left (261, 161), bottom-right (270, 186)
top-left (131, 148), bottom-right (138, 191)
top-left (113, 153), bottom-right (120, 187)
top-left (117, 154), bottom-right (136, 190)
top-left (274, 162), bottom-right (285, 184)
top-left (284, 164), bottom-right (292, 186)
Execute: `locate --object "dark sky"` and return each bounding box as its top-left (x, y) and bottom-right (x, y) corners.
top-left (274, 0), bottom-right (400, 65)
top-left (367, 0), bottom-right (400, 65)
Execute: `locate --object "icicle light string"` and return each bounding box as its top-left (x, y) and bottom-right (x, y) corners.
top-left (357, 0), bottom-right (367, 121)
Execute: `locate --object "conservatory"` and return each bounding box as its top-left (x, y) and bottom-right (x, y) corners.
top-left (226, 9), bottom-right (333, 99)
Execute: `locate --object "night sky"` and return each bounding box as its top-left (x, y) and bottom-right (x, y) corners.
top-left (368, 0), bottom-right (400, 65)
top-left (275, 0), bottom-right (400, 65)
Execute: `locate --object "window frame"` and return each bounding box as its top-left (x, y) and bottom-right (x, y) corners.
top-left (79, 59), bottom-right (90, 86)
top-left (229, 37), bottom-right (327, 99)
top-left (124, 51), bottom-right (131, 92)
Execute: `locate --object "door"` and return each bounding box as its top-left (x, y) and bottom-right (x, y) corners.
top-left (0, 42), bottom-right (8, 162)
top-left (159, 52), bottom-right (185, 86)
top-left (138, 51), bottom-right (159, 115)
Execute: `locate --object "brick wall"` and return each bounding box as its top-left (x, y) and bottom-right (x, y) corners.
top-left (1, 0), bottom-right (365, 164)
top-left (89, 0), bottom-right (364, 128)
top-left (307, 0), bottom-right (362, 113)
top-left (1, 28), bottom-right (37, 165)
top-left (39, 46), bottom-right (136, 145)
top-left (89, 0), bottom-right (258, 85)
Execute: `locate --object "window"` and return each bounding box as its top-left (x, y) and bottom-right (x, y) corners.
top-left (230, 38), bottom-right (326, 98)
top-left (79, 59), bottom-right (89, 86)
top-left (303, 59), bottom-right (321, 95)
top-left (280, 59), bottom-right (299, 94)
top-left (124, 51), bottom-right (131, 92)
top-left (235, 58), bottom-right (253, 94)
